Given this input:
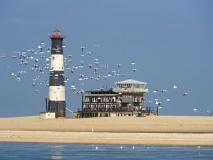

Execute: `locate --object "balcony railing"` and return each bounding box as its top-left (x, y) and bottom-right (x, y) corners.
top-left (81, 107), bottom-right (155, 113)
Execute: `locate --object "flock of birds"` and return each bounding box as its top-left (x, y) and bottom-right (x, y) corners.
top-left (0, 39), bottom-right (212, 116)
top-left (1, 40), bottom-right (139, 94)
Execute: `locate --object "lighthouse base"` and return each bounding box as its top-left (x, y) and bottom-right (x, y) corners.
top-left (47, 101), bottom-right (66, 118)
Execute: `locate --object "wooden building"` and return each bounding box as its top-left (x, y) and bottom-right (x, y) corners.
top-left (78, 79), bottom-right (156, 118)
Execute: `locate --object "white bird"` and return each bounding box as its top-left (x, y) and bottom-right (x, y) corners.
top-left (193, 108), bottom-right (198, 111)
top-left (16, 77), bottom-right (21, 81)
top-left (153, 90), bottom-right (157, 93)
top-left (71, 83), bottom-right (75, 88)
top-left (166, 98), bottom-right (171, 102)
top-left (47, 47), bottom-right (50, 52)
top-left (173, 84), bottom-right (177, 89)
top-left (183, 93), bottom-right (187, 96)
top-left (131, 61), bottom-right (135, 65)
top-left (117, 64), bottom-right (121, 68)
top-left (207, 111), bottom-right (212, 116)
top-left (161, 89), bottom-right (167, 93)
top-left (81, 46), bottom-right (85, 52)
top-left (133, 69), bottom-right (137, 72)
top-left (103, 76), bottom-right (107, 80)
top-left (106, 72), bottom-right (111, 77)
top-left (89, 64), bottom-right (93, 69)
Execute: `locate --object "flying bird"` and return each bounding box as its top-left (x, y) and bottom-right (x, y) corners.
top-left (193, 108), bottom-right (198, 111)
top-left (81, 46), bottom-right (85, 52)
top-left (131, 61), bottom-right (135, 65)
top-left (183, 93), bottom-right (187, 96)
top-left (153, 90), bottom-right (157, 93)
top-left (133, 69), bottom-right (137, 72)
top-left (166, 98), bottom-right (171, 102)
top-left (161, 89), bottom-right (167, 93)
top-left (173, 84), bottom-right (177, 89)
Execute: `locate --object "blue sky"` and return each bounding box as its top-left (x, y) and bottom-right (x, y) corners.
top-left (0, 0), bottom-right (213, 117)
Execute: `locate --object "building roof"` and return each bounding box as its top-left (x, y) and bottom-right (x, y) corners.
top-left (115, 79), bottom-right (147, 85)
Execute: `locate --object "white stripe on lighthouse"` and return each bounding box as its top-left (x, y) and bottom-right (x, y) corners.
top-left (50, 54), bottom-right (64, 71)
top-left (49, 86), bottom-right (65, 101)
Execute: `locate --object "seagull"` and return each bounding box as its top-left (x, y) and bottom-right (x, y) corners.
top-left (193, 108), bottom-right (198, 111)
top-left (103, 76), bottom-right (107, 80)
top-left (166, 98), bottom-right (171, 102)
top-left (133, 69), bottom-right (137, 72)
top-left (183, 93), bottom-right (187, 96)
top-left (161, 89), bottom-right (167, 93)
top-left (117, 64), bottom-right (121, 68)
top-left (153, 90), bottom-right (157, 93)
top-left (81, 46), bottom-right (85, 52)
top-left (71, 83), bottom-right (75, 88)
top-left (89, 64), bottom-right (93, 69)
top-left (131, 61), bottom-right (135, 65)
top-left (16, 77), bottom-right (21, 81)
top-left (47, 47), bottom-right (50, 52)
top-left (173, 84), bottom-right (177, 89)
top-left (94, 59), bottom-right (99, 66)
top-left (207, 111), bottom-right (212, 116)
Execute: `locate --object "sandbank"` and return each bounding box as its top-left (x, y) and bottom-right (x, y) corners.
top-left (0, 116), bottom-right (213, 145)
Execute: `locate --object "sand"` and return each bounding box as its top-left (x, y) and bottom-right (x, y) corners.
top-left (0, 116), bottom-right (213, 145)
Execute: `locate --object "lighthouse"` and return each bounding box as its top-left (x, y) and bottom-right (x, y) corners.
top-left (47, 29), bottom-right (66, 118)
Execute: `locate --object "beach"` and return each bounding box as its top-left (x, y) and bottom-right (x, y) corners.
top-left (0, 116), bottom-right (213, 145)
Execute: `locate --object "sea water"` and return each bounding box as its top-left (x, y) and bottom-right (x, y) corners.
top-left (0, 143), bottom-right (212, 160)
